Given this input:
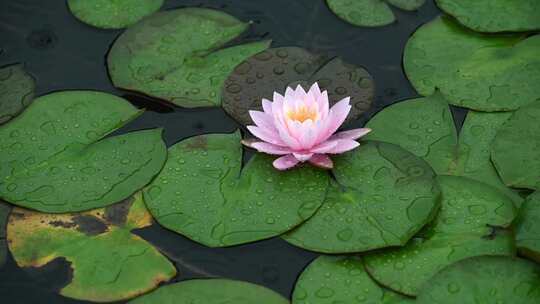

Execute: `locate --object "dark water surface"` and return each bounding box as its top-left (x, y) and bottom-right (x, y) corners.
top-left (0, 1), bottom-right (461, 303)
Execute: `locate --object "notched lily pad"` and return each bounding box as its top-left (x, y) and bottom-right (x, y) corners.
top-left (129, 279), bottom-right (288, 304)
top-left (68, 0), bottom-right (164, 29)
top-left (108, 7), bottom-right (271, 108)
top-left (0, 90), bottom-right (167, 213)
top-left (284, 141), bottom-right (440, 253)
top-left (515, 191), bottom-right (540, 262)
top-left (364, 175), bottom-right (517, 296)
top-left (404, 16), bottom-right (540, 111)
top-left (0, 201), bottom-right (9, 268)
top-left (222, 47), bottom-right (374, 126)
top-left (7, 192), bottom-right (177, 302)
top-left (143, 131), bottom-right (329, 247)
top-left (0, 63), bottom-right (35, 125)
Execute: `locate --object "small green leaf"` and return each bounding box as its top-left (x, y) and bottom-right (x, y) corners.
top-left (515, 191), bottom-right (540, 262)
top-left (0, 90), bottom-right (167, 213)
top-left (7, 192), bottom-right (177, 302)
top-left (68, 0), bottom-right (164, 29)
top-left (108, 8), bottom-right (270, 108)
top-left (0, 64), bottom-right (35, 125)
top-left (0, 201), bottom-right (9, 268)
top-left (326, 0), bottom-right (425, 27)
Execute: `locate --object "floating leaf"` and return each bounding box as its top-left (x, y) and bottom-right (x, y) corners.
top-left (0, 201), bottom-right (9, 268)
top-left (143, 131), bottom-right (329, 247)
top-left (283, 141), bottom-right (440, 253)
top-left (326, 0), bottom-right (426, 27)
top-left (0, 91), bottom-right (167, 213)
top-left (0, 64), bottom-right (35, 125)
top-left (364, 175), bottom-right (517, 296)
top-left (222, 47), bottom-right (374, 126)
top-left (404, 16), bottom-right (540, 111)
top-left (515, 192), bottom-right (540, 262)
top-left (416, 256), bottom-right (540, 304)
top-left (7, 192), bottom-right (177, 302)
top-left (292, 255), bottom-right (413, 304)
top-left (129, 279), bottom-right (288, 304)
top-left (68, 0), bottom-right (164, 29)
top-left (436, 0), bottom-right (540, 33)
top-left (108, 8), bottom-right (270, 108)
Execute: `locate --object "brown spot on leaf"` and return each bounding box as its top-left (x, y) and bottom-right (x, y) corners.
top-left (104, 197), bottom-right (134, 226)
top-left (72, 215), bottom-right (107, 236)
top-left (49, 220), bottom-right (76, 229)
top-left (185, 136), bottom-right (207, 151)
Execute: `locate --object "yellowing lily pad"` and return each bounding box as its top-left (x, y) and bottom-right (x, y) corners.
top-left (129, 279), bottom-right (288, 304)
top-left (68, 0), bottom-right (164, 29)
top-left (0, 90), bottom-right (167, 213)
top-left (515, 191), bottom-right (540, 262)
top-left (364, 175), bottom-right (517, 296)
top-left (0, 64), bottom-right (35, 125)
top-left (7, 192), bottom-right (177, 302)
top-left (404, 16), bottom-right (540, 111)
top-left (108, 8), bottom-right (270, 108)
top-left (0, 201), bottom-right (9, 268)
top-left (283, 141), bottom-right (440, 253)
top-left (143, 131), bottom-right (329, 247)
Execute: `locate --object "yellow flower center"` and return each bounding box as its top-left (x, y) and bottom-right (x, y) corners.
top-left (286, 105), bottom-right (318, 123)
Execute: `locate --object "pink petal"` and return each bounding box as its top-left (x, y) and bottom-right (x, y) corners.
top-left (284, 87), bottom-right (295, 99)
top-left (273, 154), bottom-right (299, 170)
top-left (247, 125), bottom-right (285, 146)
top-left (273, 110), bottom-right (302, 150)
top-left (262, 98), bottom-right (273, 115)
top-left (247, 142), bottom-right (292, 155)
top-left (320, 97), bottom-right (351, 142)
top-left (326, 139), bottom-right (360, 154)
top-left (293, 152), bottom-right (314, 162)
top-left (249, 110), bottom-right (278, 133)
top-left (331, 128), bottom-right (372, 140)
top-left (310, 140), bottom-right (338, 154)
top-left (308, 154), bottom-right (333, 169)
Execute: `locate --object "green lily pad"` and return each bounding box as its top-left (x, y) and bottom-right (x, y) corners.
top-left (364, 175), bottom-right (517, 296)
top-left (7, 192), bottom-right (177, 302)
top-left (108, 7), bottom-right (270, 108)
top-left (293, 255), bottom-right (413, 304)
top-left (129, 279), bottom-right (288, 304)
top-left (515, 191), bottom-right (540, 262)
top-left (0, 201), bottom-right (9, 268)
top-left (143, 131), bottom-right (329, 247)
top-left (404, 16), bottom-right (540, 111)
top-left (326, 0), bottom-right (426, 27)
top-left (283, 141), bottom-right (440, 253)
top-left (416, 256), bottom-right (540, 304)
top-left (0, 90), bottom-right (167, 213)
top-left (492, 102), bottom-right (540, 190)
top-left (222, 47), bottom-right (374, 126)
top-left (436, 0), bottom-right (540, 33)
top-left (0, 64), bottom-right (35, 125)
top-left (68, 0), bottom-right (164, 29)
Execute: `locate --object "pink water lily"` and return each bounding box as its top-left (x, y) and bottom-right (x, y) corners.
top-left (242, 82), bottom-right (371, 170)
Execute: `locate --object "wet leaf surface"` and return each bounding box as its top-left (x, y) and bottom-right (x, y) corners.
top-left (364, 175), bottom-right (517, 296)
top-left (0, 64), bottom-right (35, 125)
top-left (283, 141), bottom-right (440, 253)
top-left (108, 8), bottom-right (270, 108)
top-left (404, 16), bottom-right (540, 111)
top-left (67, 0), bottom-right (164, 29)
top-left (222, 47), bottom-right (374, 126)
top-left (7, 192), bottom-right (176, 302)
top-left (143, 131), bottom-right (329, 247)
top-left (0, 90), bottom-right (167, 213)
top-left (515, 191), bottom-right (540, 262)
top-left (0, 201), bottom-right (9, 268)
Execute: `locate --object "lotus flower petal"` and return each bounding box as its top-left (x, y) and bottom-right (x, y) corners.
top-left (273, 154), bottom-right (300, 170)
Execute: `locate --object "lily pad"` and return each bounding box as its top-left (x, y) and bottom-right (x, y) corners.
top-left (0, 64), bottom-right (35, 125)
top-left (492, 102), bottom-right (540, 190)
top-left (364, 175), bottom-right (517, 296)
top-left (515, 191), bottom-right (540, 262)
top-left (143, 131), bottom-right (329, 247)
top-left (222, 47), bottom-right (374, 126)
top-left (436, 0), bottom-right (540, 33)
top-left (0, 201), bottom-right (9, 268)
top-left (129, 279), bottom-right (288, 304)
top-left (292, 255), bottom-right (413, 304)
top-left (68, 0), bottom-right (164, 29)
top-left (326, 0), bottom-right (426, 27)
top-left (7, 192), bottom-right (177, 302)
top-left (416, 256), bottom-right (540, 304)
top-left (404, 16), bottom-right (540, 111)
top-left (283, 141), bottom-right (440, 253)
top-left (0, 90), bottom-right (167, 213)
top-left (108, 7), bottom-right (271, 108)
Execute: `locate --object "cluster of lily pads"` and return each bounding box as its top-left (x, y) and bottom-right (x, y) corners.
top-left (1, 0), bottom-right (540, 303)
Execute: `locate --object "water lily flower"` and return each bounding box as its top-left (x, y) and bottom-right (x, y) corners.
top-left (242, 82), bottom-right (371, 170)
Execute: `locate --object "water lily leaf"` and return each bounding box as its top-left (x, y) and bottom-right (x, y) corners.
top-left (7, 192), bottom-right (177, 302)
top-left (0, 201), bottom-right (9, 268)
top-left (0, 90), bottom-right (167, 213)
top-left (292, 255), bottom-right (413, 304)
top-left (364, 175), bottom-right (517, 296)
top-left (326, 0), bottom-right (425, 27)
top-left (0, 64), bottom-right (35, 125)
top-left (436, 0), bottom-right (540, 33)
top-left (515, 191), bottom-right (540, 262)
top-left (108, 7), bottom-right (271, 108)
top-left (68, 0), bottom-right (164, 29)
top-left (283, 141), bottom-right (440, 253)
top-left (129, 279), bottom-right (288, 304)
top-left (404, 16), bottom-right (540, 111)
top-left (416, 256), bottom-right (540, 304)
top-left (492, 102), bottom-right (540, 190)
top-left (222, 47), bottom-right (374, 126)
top-left (143, 131), bottom-right (329, 247)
